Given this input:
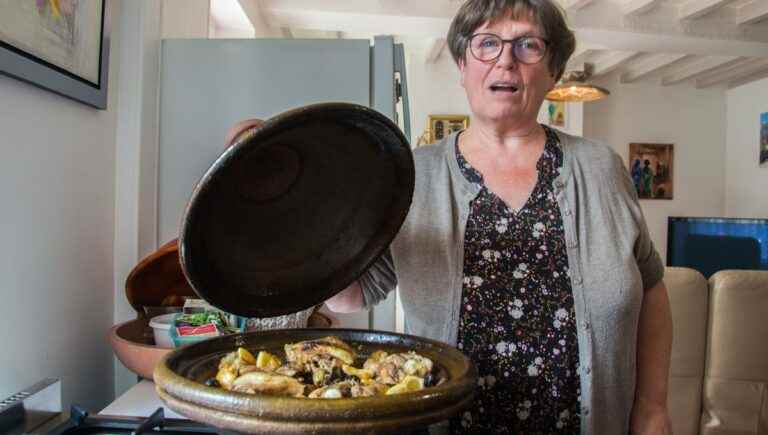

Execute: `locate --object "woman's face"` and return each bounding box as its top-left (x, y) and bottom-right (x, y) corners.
top-left (459, 14), bottom-right (555, 127)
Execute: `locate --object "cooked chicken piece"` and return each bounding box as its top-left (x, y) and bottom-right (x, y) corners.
top-left (216, 364), bottom-right (238, 390)
top-left (401, 352), bottom-right (434, 377)
top-left (230, 369), bottom-right (306, 397)
top-left (285, 336), bottom-right (356, 367)
top-left (363, 350), bottom-right (389, 371)
top-left (376, 354), bottom-right (406, 385)
top-left (216, 349), bottom-right (257, 390)
top-left (342, 364), bottom-right (374, 381)
top-left (274, 365), bottom-right (298, 377)
top-left (363, 351), bottom-right (434, 385)
top-left (238, 365), bottom-right (261, 376)
top-left (350, 382), bottom-right (388, 397)
top-left (285, 336), bottom-right (357, 386)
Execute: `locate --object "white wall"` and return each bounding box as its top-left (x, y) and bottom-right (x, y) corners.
top-left (584, 74), bottom-right (727, 261)
top-left (0, 10), bottom-right (119, 411)
top-left (403, 41), bottom-right (472, 145)
top-left (112, 0), bottom-right (163, 398)
top-left (725, 76), bottom-right (768, 219)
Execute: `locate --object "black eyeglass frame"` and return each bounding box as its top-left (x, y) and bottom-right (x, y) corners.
top-left (467, 33), bottom-right (550, 64)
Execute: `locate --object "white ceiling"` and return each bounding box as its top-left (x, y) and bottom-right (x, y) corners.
top-left (212, 0), bottom-right (768, 89)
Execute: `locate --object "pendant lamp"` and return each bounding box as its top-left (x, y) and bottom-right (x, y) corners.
top-left (546, 68), bottom-right (609, 102)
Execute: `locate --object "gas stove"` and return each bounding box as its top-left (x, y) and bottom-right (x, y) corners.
top-left (0, 379), bottom-right (216, 434)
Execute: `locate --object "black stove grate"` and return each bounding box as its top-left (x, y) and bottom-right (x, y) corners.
top-left (45, 406), bottom-right (217, 435)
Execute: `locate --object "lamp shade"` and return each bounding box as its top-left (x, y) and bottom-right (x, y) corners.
top-left (545, 71), bottom-right (610, 102)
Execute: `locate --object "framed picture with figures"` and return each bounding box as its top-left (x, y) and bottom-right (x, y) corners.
top-left (628, 143), bottom-right (674, 200)
top-left (428, 114), bottom-right (470, 144)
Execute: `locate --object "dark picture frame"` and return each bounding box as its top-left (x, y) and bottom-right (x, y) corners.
top-left (0, 0), bottom-right (111, 109)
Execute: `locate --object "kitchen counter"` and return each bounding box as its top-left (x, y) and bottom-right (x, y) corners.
top-left (100, 380), bottom-right (184, 419)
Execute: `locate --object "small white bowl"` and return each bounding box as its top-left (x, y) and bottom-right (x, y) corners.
top-left (149, 313), bottom-right (176, 348)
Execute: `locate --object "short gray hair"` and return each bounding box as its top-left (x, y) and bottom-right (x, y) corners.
top-left (447, 0), bottom-right (576, 82)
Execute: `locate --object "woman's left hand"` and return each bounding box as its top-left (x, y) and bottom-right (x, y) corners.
top-left (629, 397), bottom-right (673, 435)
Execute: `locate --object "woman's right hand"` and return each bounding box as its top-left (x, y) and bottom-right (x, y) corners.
top-left (324, 282), bottom-right (364, 313)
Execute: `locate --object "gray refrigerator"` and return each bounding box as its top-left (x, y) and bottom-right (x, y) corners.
top-left (158, 36), bottom-right (410, 331)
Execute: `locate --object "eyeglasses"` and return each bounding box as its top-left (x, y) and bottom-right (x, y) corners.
top-left (468, 33), bottom-right (548, 64)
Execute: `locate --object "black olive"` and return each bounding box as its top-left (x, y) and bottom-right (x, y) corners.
top-left (296, 371), bottom-right (313, 385)
top-left (329, 367), bottom-right (345, 383)
top-left (204, 378), bottom-right (220, 388)
top-left (424, 373), bottom-right (436, 387)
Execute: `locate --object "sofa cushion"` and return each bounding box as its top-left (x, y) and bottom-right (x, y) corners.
top-left (702, 270), bottom-right (768, 435)
top-left (665, 267), bottom-right (709, 435)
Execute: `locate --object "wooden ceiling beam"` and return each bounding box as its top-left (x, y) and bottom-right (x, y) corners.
top-left (696, 57), bottom-right (768, 87)
top-left (620, 53), bottom-right (688, 83)
top-left (661, 55), bottom-right (742, 85)
top-left (591, 51), bottom-right (641, 76)
top-left (727, 67), bottom-right (768, 89)
top-left (679, 0), bottom-right (734, 20)
top-left (737, 1), bottom-right (768, 25)
top-left (568, 47), bottom-right (599, 68)
top-left (623, 0), bottom-right (664, 16)
top-left (258, 1), bottom-right (768, 57)
top-left (574, 28), bottom-right (768, 58)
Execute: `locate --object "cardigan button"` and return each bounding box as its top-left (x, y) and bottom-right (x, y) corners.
top-left (582, 407), bottom-right (590, 416)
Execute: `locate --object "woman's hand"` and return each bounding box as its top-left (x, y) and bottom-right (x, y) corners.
top-left (629, 396), bottom-right (673, 435)
top-left (324, 282), bottom-right (364, 313)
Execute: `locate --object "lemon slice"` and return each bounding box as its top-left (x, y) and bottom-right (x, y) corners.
top-left (237, 347), bottom-right (257, 365)
top-left (386, 375), bottom-right (424, 395)
top-left (402, 375), bottom-right (424, 390)
top-left (256, 351), bottom-right (282, 371)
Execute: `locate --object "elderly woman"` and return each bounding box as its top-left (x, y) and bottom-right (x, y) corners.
top-left (326, 1), bottom-right (673, 433)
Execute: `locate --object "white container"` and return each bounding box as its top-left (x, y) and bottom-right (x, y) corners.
top-left (149, 313), bottom-right (176, 348)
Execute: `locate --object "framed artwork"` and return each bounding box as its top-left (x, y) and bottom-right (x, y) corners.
top-left (546, 100), bottom-right (566, 127)
top-left (428, 115), bottom-right (470, 143)
top-left (0, 0), bottom-right (111, 109)
top-left (629, 143), bottom-right (674, 200)
top-left (761, 112), bottom-right (767, 166)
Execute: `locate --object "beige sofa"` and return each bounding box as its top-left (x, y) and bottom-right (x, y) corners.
top-left (666, 267), bottom-right (768, 435)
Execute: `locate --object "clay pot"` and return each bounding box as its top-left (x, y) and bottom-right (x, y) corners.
top-left (154, 328), bottom-right (476, 434)
top-left (109, 318), bottom-right (171, 380)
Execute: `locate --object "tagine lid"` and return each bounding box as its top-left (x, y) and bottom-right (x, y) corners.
top-left (178, 102), bottom-right (414, 318)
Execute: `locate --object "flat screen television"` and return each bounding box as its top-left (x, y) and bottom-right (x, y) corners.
top-left (667, 217), bottom-right (768, 278)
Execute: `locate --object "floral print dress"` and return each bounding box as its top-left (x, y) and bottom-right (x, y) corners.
top-left (450, 126), bottom-right (581, 434)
